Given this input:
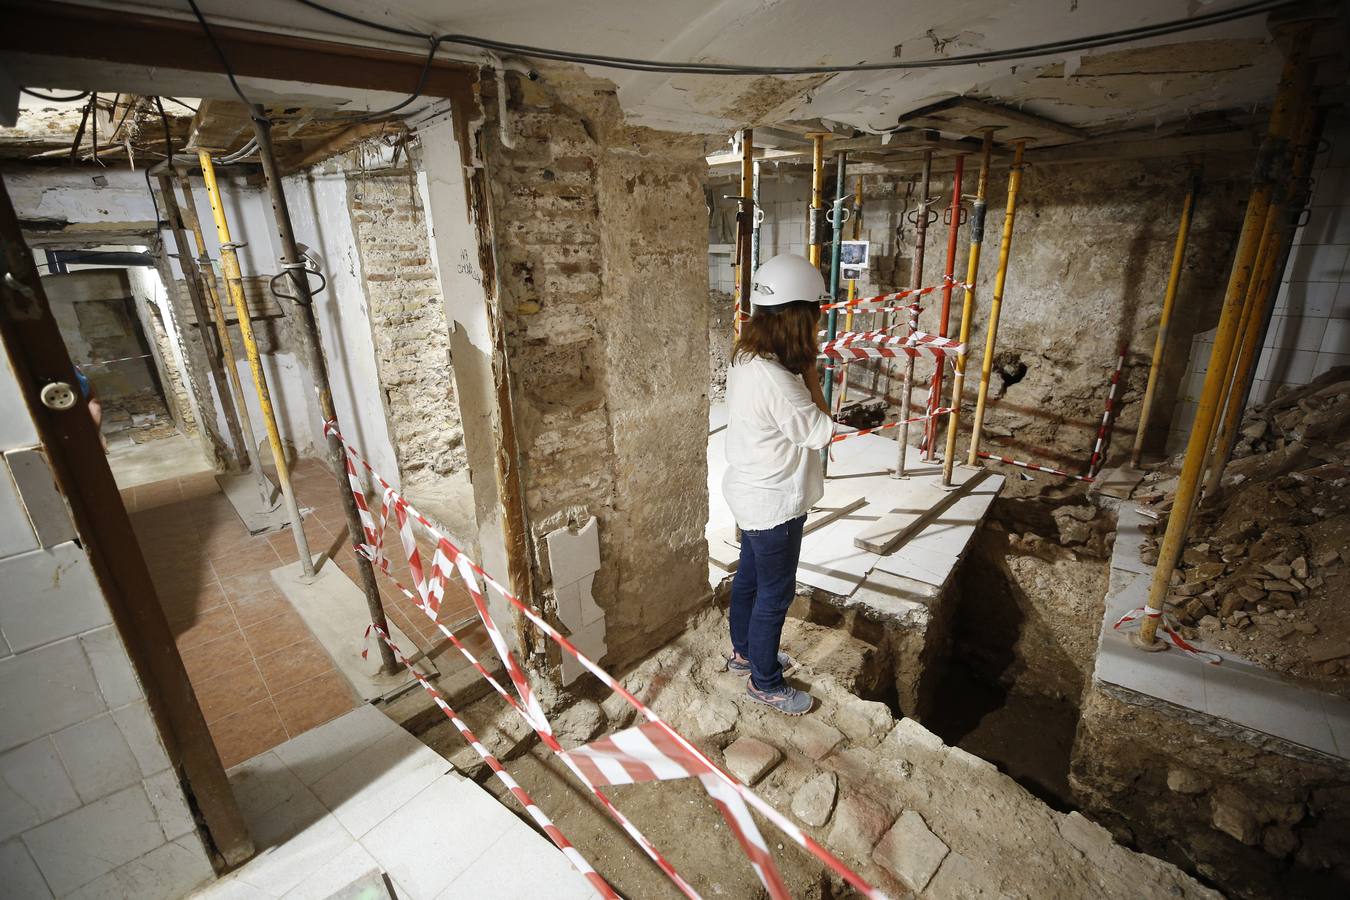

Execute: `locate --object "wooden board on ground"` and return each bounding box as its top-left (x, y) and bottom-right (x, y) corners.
top-left (1091, 463), bottom-right (1147, 500)
top-left (709, 492), bottom-right (866, 573)
top-left (853, 469), bottom-right (989, 555)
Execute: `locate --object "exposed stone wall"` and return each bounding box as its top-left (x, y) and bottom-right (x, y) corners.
top-left (482, 69), bottom-right (710, 670)
top-left (1072, 683), bottom-right (1350, 899)
top-left (141, 301), bottom-right (196, 436)
top-left (347, 166), bottom-right (466, 480)
top-left (709, 289), bottom-right (735, 401)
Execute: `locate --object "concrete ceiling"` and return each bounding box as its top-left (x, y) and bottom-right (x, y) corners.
top-left (10, 1), bottom-right (1315, 137)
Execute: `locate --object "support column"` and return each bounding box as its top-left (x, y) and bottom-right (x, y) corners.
top-left (895, 149), bottom-right (933, 478)
top-left (823, 150), bottom-right (847, 420)
top-left (1137, 30), bottom-right (1311, 648)
top-left (925, 152), bottom-right (965, 459)
top-left (733, 128), bottom-right (754, 338)
top-left (249, 111), bottom-right (398, 674)
top-left (197, 149), bottom-right (315, 578)
top-left (1131, 172), bottom-right (1198, 467)
top-left (942, 132), bottom-right (994, 486)
top-left (966, 140), bottom-right (1026, 467)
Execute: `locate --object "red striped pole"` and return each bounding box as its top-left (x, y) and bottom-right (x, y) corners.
top-left (1088, 346), bottom-right (1128, 477)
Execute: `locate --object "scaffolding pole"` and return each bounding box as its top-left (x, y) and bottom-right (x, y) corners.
top-left (1137, 30), bottom-right (1311, 649)
top-left (925, 152), bottom-right (965, 459)
top-left (942, 132), bottom-right (994, 486)
top-left (1131, 172), bottom-right (1198, 467)
top-left (173, 174), bottom-right (271, 500)
top-left (895, 149), bottom-right (933, 478)
top-left (249, 111), bottom-right (398, 674)
top-left (807, 133), bottom-right (828, 267)
top-left (197, 149), bottom-right (314, 578)
top-left (840, 177), bottom-right (863, 403)
top-left (1203, 100), bottom-right (1318, 499)
top-left (966, 141), bottom-right (1026, 467)
top-left (734, 129), bottom-right (754, 337)
top-left (823, 151), bottom-right (847, 420)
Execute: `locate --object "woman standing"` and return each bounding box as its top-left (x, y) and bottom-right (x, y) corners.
top-left (722, 254), bottom-right (833, 715)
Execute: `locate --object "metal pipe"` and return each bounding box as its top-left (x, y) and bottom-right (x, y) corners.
top-left (807, 133), bottom-right (827, 267)
top-left (155, 173), bottom-right (247, 468)
top-left (1138, 31), bottom-right (1311, 647)
top-left (895, 149), bottom-right (933, 478)
top-left (735, 129), bottom-right (754, 334)
top-left (1202, 102), bottom-right (1318, 499)
top-left (750, 159), bottom-right (762, 282)
top-left (966, 141), bottom-right (1026, 467)
top-left (925, 152), bottom-right (965, 459)
top-left (174, 174), bottom-right (270, 496)
top-left (197, 148), bottom-right (315, 578)
top-left (840, 177), bottom-right (863, 403)
top-left (248, 110), bottom-right (398, 673)
top-left (942, 131), bottom-right (994, 486)
top-left (823, 151), bottom-right (847, 424)
top-left (1131, 172), bottom-right (1198, 467)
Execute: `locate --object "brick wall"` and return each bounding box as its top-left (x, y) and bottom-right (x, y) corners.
top-left (347, 169), bottom-right (466, 480)
top-left (483, 69), bottom-right (710, 668)
top-left (142, 302), bottom-right (196, 436)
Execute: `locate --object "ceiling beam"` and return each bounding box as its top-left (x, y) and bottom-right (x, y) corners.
top-left (1, 1), bottom-right (475, 100)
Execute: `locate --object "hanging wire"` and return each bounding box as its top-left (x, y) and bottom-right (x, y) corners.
top-left (21, 87), bottom-right (90, 102)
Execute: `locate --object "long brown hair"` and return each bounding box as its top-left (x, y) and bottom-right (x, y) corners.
top-left (731, 301), bottom-right (820, 375)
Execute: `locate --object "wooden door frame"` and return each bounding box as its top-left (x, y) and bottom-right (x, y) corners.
top-left (0, 178), bottom-right (254, 868)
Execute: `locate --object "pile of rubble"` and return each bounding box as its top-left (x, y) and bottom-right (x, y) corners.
top-left (1136, 367), bottom-right (1350, 690)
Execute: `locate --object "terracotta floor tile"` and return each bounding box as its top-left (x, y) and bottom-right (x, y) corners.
top-left (171, 603), bottom-right (242, 650)
top-left (180, 632), bottom-right (252, 683)
top-left (211, 543), bottom-right (283, 580)
top-left (272, 671), bottom-right (358, 739)
top-left (218, 570), bottom-right (279, 602)
top-left (229, 588), bottom-right (292, 629)
top-left (255, 635), bottom-right (335, 695)
top-left (194, 660), bottom-right (270, 723)
top-left (241, 608), bottom-right (311, 659)
top-left (208, 698), bottom-right (288, 768)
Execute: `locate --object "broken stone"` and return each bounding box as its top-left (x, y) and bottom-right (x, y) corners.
top-left (872, 809), bottom-right (949, 893)
top-left (825, 794), bottom-right (891, 863)
top-left (788, 718), bottom-right (845, 761)
top-left (1189, 562), bottom-right (1225, 583)
top-left (1166, 767), bottom-right (1208, 795)
top-left (1266, 591), bottom-right (1296, 609)
top-left (694, 694), bottom-right (739, 737)
top-left (1313, 549), bottom-right (1338, 567)
top-left (1237, 585), bottom-right (1265, 603)
top-left (723, 736), bottom-right (781, 785)
top-left (1293, 622), bottom-right (1318, 635)
top-left (1262, 825), bottom-right (1299, 859)
top-left (551, 699), bottom-right (606, 748)
top-left (834, 699), bottom-right (894, 744)
top-left (1306, 639), bottom-right (1350, 664)
top-left (1262, 562), bottom-right (1293, 580)
top-left (790, 771), bottom-right (838, 827)
top-left (1291, 556), bottom-right (1309, 579)
top-left (1211, 787), bottom-right (1262, 845)
top-left (1219, 593), bottom-right (1246, 618)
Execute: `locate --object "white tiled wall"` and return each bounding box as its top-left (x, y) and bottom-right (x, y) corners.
top-left (1167, 113), bottom-right (1350, 451)
top-left (0, 347), bottom-right (215, 897)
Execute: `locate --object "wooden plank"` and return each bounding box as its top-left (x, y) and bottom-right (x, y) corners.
top-left (805, 494), bottom-right (867, 535)
top-left (853, 470), bottom-right (989, 555)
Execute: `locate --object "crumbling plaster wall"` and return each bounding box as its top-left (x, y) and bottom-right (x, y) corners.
top-left (1072, 683), bottom-right (1350, 899)
top-left (481, 70), bottom-right (711, 670)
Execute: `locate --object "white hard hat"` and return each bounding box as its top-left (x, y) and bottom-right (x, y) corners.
top-left (749, 254), bottom-right (827, 310)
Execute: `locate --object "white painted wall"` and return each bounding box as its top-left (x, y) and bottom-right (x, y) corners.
top-left (281, 169), bottom-right (400, 483)
top-left (0, 343), bottom-right (215, 898)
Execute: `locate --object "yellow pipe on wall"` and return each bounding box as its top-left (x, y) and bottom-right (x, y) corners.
top-left (1131, 173), bottom-right (1198, 468)
top-left (1138, 31), bottom-right (1310, 647)
top-left (840, 177), bottom-right (863, 403)
top-left (942, 131), bottom-right (994, 486)
top-left (197, 150), bottom-right (314, 576)
top-left (966, 140), bottom-right (1026, 467)
top-left (807, 133), bottom-right (827, 267)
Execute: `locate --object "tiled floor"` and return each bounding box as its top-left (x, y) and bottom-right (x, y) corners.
top-left (120, 453), bottom-right (478, 769)
top-left (195, 705), bottom-right (599, 899)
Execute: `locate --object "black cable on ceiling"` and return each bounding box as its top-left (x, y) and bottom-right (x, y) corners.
top-left (162, 96), bottom-right (200, 113)
top-left (291, 0), bottom-right (1293, 76)
top-left (185, 0), bottom-right (262, 116)
top-left (155, 96), bottom-right (175, 171)
top-left (20, 87), bottom-right (91, 102)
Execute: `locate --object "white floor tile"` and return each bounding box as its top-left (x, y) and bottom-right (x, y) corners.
top-left (278, 842), bottom-right (382, 900)
top-left (310, 728), bottom-right (454, 839)
top-left (1204, 666), bottom-right (1338, 756)
top-left (0, 837), bottom-right (51, 899)
top-left (228, 793), bottom-right (355, 898)
top-left (272, 704), bottom-right (396, 787)
top-left (228, 752), bottom-right (310, 825)
top-left (67, 835), bottom-right (215, 900)
top-left (362, 776), bottom-right (516, 900)
top-left (22, 784), bottom-right (166, 896)
top-left (1324, 695), bottom-right (1350, 758)
top-left (436, 827), bottom-right (601, 900)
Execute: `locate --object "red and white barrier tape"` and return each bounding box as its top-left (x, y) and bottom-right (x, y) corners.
top-left (363, 558), bottom-right (701, 897)
top-left (819, 280), bottom-right (969, 312)
top-left (1113, 604), bottom-right (1222, 665)
top-left (323, 421), bottom-right (887, 900)
top-left (831, 407), bottom-right (953, 444)
top-left (822, 343), bottom-right (957, 362)
top-left (976, 451), bottom-right (1096, 483)
top-left (820, 330), bottom-right (963, 355)
top-left (364, 624), bottom-right (618, 898)
top-left (1088, 347), bottom-right (1127, 478)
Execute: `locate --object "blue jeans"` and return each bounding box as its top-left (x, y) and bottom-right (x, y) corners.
top-left (729, 515), bottom-right (805, 691)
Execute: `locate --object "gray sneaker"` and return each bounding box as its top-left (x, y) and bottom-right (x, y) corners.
top-left (746, 682), bottom-right (813, 716)
top-left (726, 651), bottom-right (793, 676)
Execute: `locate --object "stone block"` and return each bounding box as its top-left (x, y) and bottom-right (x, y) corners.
top-left (551, 699), bottom-right (606, 748)
top-left (1210, 787), bottom-right (1261, 845)
top-left (723, 737), bottom-right (781, 785)
top-left (693, 694), bottom-right (739, 737)
top-left (790, 771), bottom-right (837, 827)
top-left (825, 793), bottom-right (891, 863)
top-left (788, 718), bottom-right (844, 761)
top-left (872, 809), bottom-right (949, 892)
top-left (1166, 767), bottom-right (1208, 795)
top-left (834, 700), bottom-right (895, 745)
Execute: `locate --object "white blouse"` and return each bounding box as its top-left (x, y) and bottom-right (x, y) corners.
top-left (721, 356), bottom-right (833, 531)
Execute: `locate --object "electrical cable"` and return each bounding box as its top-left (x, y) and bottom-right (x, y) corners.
top-left (20, 87), bottom-right (90, 102)
top-left (155, 96), bottom-right (175, 171)
top-left (185, 0), bottom-right (262, 115)
top-left (291, 0), bottom-right (1291, 76)
top-left (162, 96), bottom-right (200, 113)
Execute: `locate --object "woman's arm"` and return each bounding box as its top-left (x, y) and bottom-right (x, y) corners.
top-left (802, 362), bottom-right (828, 414)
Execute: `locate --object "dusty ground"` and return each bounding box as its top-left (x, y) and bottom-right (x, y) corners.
top-left (1134, 367), bottom-right (1350, 696)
